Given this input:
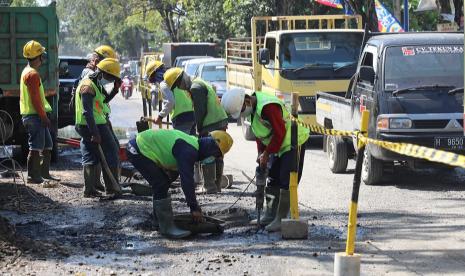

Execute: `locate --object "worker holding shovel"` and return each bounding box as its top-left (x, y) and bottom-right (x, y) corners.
top-left (74, 58), bottom-right (122, 198)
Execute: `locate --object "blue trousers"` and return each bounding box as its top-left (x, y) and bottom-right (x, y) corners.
top-left (267, 145), bottom-right (306, 190)
top-left (75, 124), bottom-right (119, 167)
top-left (126, 139), bottom-right (178, 200)
top-left (22, 115), bottom-right (53, 151)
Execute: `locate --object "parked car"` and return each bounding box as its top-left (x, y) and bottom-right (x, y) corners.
top-left (316, 32), bottom-right (464, 185)
top-left (193, 59), bottom-right (227, 98)
top-left (162, 42), bottom-right (218, 68)
top-left (183, 57), bottom-right (216, 76)
top-left (173, 55), bottom-right (214, 68)
top-left (58, 56), bottom-right (87, 128)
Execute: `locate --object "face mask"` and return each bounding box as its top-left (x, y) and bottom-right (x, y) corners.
top-left (100, 78), bottom-right (114, 93)
top-left (154, 69), bottom-right (165, 83)
top-left (241, 105), bottom-right (253, 117)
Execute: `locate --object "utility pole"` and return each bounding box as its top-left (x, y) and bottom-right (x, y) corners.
top-left (403, 0), bottom-right (409, 31)
top-left (394, 0), bottom-right (401, 21)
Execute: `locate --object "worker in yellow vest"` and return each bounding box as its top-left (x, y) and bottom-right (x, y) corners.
top-left (75, 45), bottom-right (120, 193)
top-left (164, 68), bottom-right (229, 194)
top-left (126, 129), bottom-right (233, 238)
top-left (74, 58), bottom-right (122, 198)
top-left (221, 89), bottom-right (309, 232)
top-left (20, 40), bottom-right (60, 184)
top-left (144, 61), bottom-right (195, 134)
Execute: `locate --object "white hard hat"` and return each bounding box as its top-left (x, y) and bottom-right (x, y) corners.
top-left (221, 88), bottom-right (246, 119)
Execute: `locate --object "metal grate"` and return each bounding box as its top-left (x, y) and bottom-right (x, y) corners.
top-left (413, 120), bottom-right (449, 129)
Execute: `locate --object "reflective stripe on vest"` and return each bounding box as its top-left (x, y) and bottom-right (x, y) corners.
top-left (192, 78), bottom-right (228, 128)
top-left (251, 92), bottom-right (310, 156)
top-left (20, 66), bottom-right (52, 115)
top-left (170, 87), bottom-right (194, 119)
top-left (75, 78), bottom-right (107, 125)
top-left (136, 129), bottom-right (199, 170)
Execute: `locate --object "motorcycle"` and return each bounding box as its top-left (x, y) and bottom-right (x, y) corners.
top-left (120, 76), bottom-right (133, 100)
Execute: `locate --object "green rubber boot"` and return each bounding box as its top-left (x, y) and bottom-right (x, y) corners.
top-left (27, 151), bottom-right (44, 184)
top-left (202, 162), bottom-right (217, 194)
top-left (41, 150), bottom-right (60, 181)
top-left (94, 163), bottom-right (105, 192)
top-left (83, 165), bottom-right (102, 198)
top-left (250, 185), bottom-right (280, 226)
top-left (153, 197), bottom-right (191, 239)
top-left (265, 189), bottom-right (290, 232)
top-left (215, 159), bottom-right (224, 193)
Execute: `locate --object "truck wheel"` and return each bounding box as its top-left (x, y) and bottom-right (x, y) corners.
top-left (241, 117), bottom-right (255, 141)
top-left (361, 148), bottom-right (383, 185)
top-left (327, 135), bottom-right (348, 173)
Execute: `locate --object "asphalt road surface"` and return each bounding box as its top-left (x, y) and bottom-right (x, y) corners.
top-left (113, 89), bottom-right (465, 275)
top-left (2, 88), bottom-right (464, 275)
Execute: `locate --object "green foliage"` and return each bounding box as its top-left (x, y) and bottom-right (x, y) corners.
top-left (56, 0), bottom-right (450, 59)
top-left (9, 0), bottom-right (37, 6)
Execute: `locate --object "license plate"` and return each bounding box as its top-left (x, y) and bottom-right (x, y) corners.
top-left (434, 137), bottom-right (465, 150)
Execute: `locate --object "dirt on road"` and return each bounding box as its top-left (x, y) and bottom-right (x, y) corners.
top-left (0, 146), bottom-right (350, 276)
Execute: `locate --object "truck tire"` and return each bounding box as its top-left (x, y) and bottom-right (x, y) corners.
top-left (241, 117), bottom-right (255, 141)
top-left (327, 135), bottom-right (348, 173)
top-left (361, 148), bottom-right (384, 185)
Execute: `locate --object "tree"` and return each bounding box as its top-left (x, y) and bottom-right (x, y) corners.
top-left (9, 0), bottom-right (37, 6)
top-left (146, 0), bottom-right (186, 42)
top-left (345, 0), bottom-right (379, 31)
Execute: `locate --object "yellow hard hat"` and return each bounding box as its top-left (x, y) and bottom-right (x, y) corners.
top-left (210, 131), bottom-right (233, 156)
top-left (163, 67), bottom-right (183, 89)
top-left (23, 40), bottom-right (46, 59)
top-left (94, 45), bottom-right (117, 59)
top-left (96, 58), bottom-right (121, 78)
top-left (145, 60), bottom-right (164, 79)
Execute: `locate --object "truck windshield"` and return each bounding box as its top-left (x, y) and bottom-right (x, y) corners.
top-left (201, 65), bottom-right (226, 82)
top-left (384, 45), bottom-right (464, 91)
top-left (279, 32), bottom-right (363, 80)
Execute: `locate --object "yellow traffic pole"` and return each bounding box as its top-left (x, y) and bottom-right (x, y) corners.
top-left (281, 92), bottom-right (307, 239)
top-left (345, 110), bottom-right (369, 255)
top-left (335, 110), bottom-right (369, 276)
top-left (289, 92), bottom-right (300, 220)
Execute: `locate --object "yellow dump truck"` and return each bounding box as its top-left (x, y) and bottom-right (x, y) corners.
top-left (226, 15), bottom-right (364, 138)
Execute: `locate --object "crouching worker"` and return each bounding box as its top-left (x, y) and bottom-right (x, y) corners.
top-left (221, 89), bottom-right (309, 232)
top-left (126, 129), bottom-right (233, 238)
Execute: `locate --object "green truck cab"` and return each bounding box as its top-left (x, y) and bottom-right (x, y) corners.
top-left (0, 3), bottom-right (59, 161)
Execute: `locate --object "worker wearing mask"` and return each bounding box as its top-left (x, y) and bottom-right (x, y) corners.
top-left (126, 129), bottom-right (233, 238)
top-left (221, 89), bottom-right (309, 232)
top-left (144, 61), bottom-right (195, 135)
top-left (73, 45), bottom-right (120, 194)
top-left (74, 58), bottom-right (122, 198)
top-left (164, 68), bottom-right (229, 194)
top-left (20, 40), bottom-right (60, 184)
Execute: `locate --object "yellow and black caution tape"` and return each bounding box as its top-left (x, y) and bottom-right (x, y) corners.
top-left (290, 115), bottom-right (465, 169)
top-left (289, 116), bottom-right (357, 137)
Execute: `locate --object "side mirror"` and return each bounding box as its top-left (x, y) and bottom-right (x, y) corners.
top-left (359, 66), bottom-right (375, 84)
top-left (258, 48), bottom-right (270, 65)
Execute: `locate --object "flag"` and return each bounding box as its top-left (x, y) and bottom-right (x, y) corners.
top-left (316, 0), bottom-right (344, 9)
top-left (374, 0), bottom-right (404, 32)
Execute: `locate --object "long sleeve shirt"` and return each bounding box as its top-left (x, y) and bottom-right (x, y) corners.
top-left (255, 103), bottom-right (286, 154)
top-left (23, 70), bottom-right (47, 119)
top-left (158, 81), bottom-right (175, 118)
top-left (189, 82), bottom-right (209, 133)
top-left (79, 84), bottom-right (99, 136)
top-left (171, 136), bottom-right (221, 212)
